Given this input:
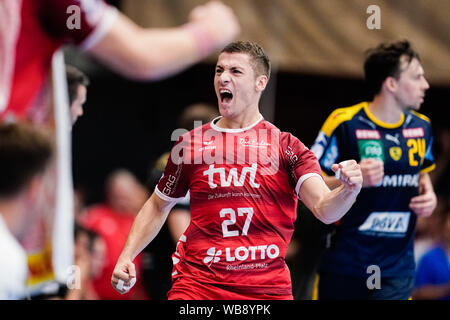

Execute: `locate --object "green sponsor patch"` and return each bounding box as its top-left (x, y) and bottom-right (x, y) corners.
top-left (358, 139), bottom-right (384, 162)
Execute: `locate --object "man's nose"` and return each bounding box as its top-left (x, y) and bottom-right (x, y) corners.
top-left (423, 77), bottom-right (430, 90)
top-left (219, 71), bottom-right (231, 84)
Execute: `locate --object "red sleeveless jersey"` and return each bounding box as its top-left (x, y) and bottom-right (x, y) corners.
top-left (156, 116), bottom-right (322, 299)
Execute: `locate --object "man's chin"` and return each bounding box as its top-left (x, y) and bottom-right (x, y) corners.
top-left (219, 106), bottom-right (233, 118)
top-left (407, 103), bottom-right (421, 111)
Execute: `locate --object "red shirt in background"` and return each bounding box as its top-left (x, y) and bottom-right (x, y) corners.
top-left (81, 204), bottom-right (149, 300)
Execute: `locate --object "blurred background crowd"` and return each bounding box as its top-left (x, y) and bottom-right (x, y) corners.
top-left (0, 0), bottom-right (448, 300)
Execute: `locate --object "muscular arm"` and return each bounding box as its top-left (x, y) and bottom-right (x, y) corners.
top-left (299, 161), bottom-right (362, 224)
top-left (111, 192), bottom-right (175, 292)
top-left (118, 193), bottom-right (174, 261)
top-left (88, 1), bottom-right (239, 80)
top-left (322, 175), bottom-right (342, 190)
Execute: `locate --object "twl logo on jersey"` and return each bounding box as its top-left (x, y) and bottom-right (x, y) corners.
top-left (203, 164), bottom-right (260, 189)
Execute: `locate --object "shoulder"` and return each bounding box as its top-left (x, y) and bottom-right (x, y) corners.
top-left (404, 110), bottom-right (433, 138)
top-left (277, 131), bottom-right (319, 172)
top-left (320, 102), bottom-right (367, 136)
top-left (409, 110), bottom-right (431, 124)
top-left (278, 130), bottom-right (307, 152)
top-left (260, 119), bottom-right (280, 131)
top-left (405, 110), bottom-right (433, 130)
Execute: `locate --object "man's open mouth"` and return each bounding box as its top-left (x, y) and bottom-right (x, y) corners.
top-left (220, 89), bottom-right (233, 103)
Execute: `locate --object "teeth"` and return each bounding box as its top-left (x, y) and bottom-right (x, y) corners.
top-left (219, 89), bottom-right (233, 103)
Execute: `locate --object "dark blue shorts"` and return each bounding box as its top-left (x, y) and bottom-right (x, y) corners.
top-left (318, 272), bottom-right (414, 300)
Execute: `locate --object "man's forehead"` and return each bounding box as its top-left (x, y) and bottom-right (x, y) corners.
top-left (216, 52), bottom-right (252, 68)
top-left (400, 56), bottom-right (424, 74)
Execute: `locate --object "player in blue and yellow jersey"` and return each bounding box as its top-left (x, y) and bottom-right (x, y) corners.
top-left (311, 40), bottom-right (438, 300)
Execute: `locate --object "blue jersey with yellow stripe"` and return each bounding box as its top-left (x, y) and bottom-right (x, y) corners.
top-left (311, 101), bottom-right (435, 277)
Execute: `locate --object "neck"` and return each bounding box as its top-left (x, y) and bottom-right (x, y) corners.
top-left (216, 106), bottom-right (262, 129)
top-left (368, 94), bottom-right (404, 124)
top-left (0, 198), bottom-right (23, 239)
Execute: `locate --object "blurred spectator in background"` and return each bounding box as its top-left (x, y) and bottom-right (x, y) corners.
top-left (73, 186), bottom-right (88, 220)
top-left (412, 199), bottom-right (450, 300)
top-left (166, 103), bottom-right (219, 242)
top-left (66, 65), bottom-right (89, 126)
top-left (80, 169), bottom-right (149, 299)
top-left (430, 127), bottom-right (450, 201)
top-left (414, 195), bottom-right (447, 264)
top-left (65, 223), bottom-right (103, 300)
top-left (143, 103), bottom-right (218, 299)
top-left (0, 123), bottom-right (52, 299)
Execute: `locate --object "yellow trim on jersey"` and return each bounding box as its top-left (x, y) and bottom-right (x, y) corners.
top-left (312, 274), bottom-right (319, 300)
top-left (410, 110), bottom-right (431, 123)
top-left (321, 102), bottom-right (366, 136)
top-left (363, 103), bottom-right (405, 129)
top-left (321, 102), bottom-right (430, 137)
top-left (420, 163), bottom-right (436, 174)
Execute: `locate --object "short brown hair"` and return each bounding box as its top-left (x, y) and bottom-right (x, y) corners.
top-left (221, 41), bottom-right (271, 79)
top-left (0, 122), bottom-right (53, 197)
top-left (364, 40), bottom-right (421, 98)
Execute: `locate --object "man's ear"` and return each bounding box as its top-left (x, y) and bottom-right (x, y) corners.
top-left (255, 74), bottom-right (268, 93)
top-left (383, 76), bottom-right (398, 93)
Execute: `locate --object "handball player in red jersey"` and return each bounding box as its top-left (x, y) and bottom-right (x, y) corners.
top-left (111, 41), bottom-right (363, 300)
